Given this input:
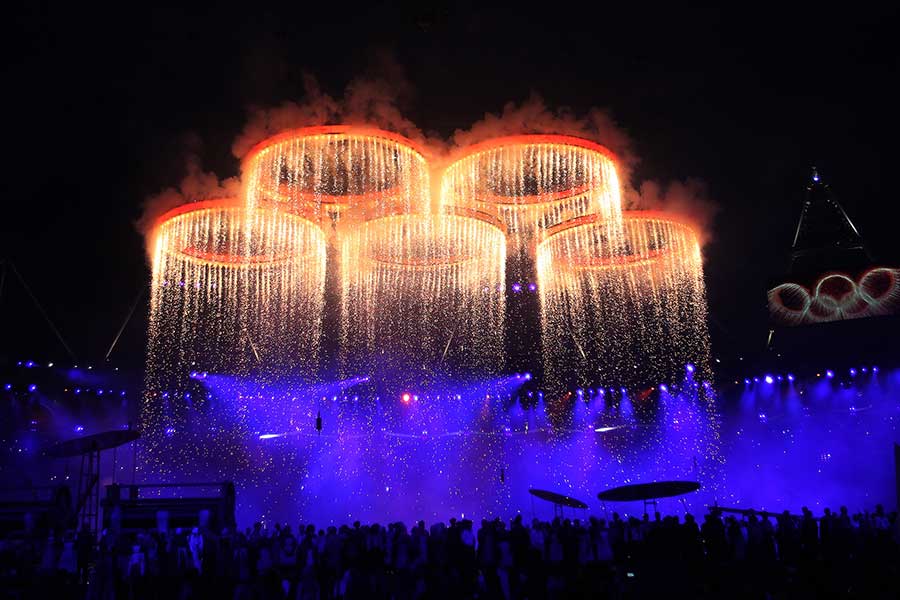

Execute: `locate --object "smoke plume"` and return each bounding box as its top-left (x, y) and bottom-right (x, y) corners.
top-left (136, 155), bottom-right (241, 242)
top-left (141, 69), bottom-right (717, 249)
top-left (625, 178), bottom-right (719, 245)
top-left (448, 94), bottom-right (637, 168)
top-left (449, 95), bottom-right (717, 242)
top-left (231, 55), bottom-right (440, 159)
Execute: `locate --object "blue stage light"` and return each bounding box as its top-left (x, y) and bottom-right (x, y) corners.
top-left (744, 378), bottom-right (750, 385)
top-left (826, 370), bottom-right (835, 378)
top-left (686, 364), bottom-right (695, 373)
top-left (850, 368), bottom-right (857, 377)
top-left (764, 375), bottom-right (773, 384)
top-left (659, 384), bottom-right (668, 392)
top-left (511, 283), bottom-right (522, 293)
top-left (787, 374), bottom-right (795, 382)
top-left (74, 425), bottom-right (84, 433)
top-left (524, 373), bottom-right (532, 380)
top-left (28, 384), bottom-right (37, 392)
top-left (528, 283), bottom-right (537, 292)
top-left (3, 384), bottom-right (11, 391)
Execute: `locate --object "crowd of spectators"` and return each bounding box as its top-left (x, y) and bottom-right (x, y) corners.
top-left (1, 504), bottom-right (898, 599)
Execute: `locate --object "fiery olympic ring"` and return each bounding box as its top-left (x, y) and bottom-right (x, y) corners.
top-left (152, 199), bottom-right (326, 269)
top-left (538, 211), bottom-right (701, 273)
top-left (242, 125), bottom-right (430, 219)
top-left (440, 134), bottom-right (622, 236)
top-left (346, 207), bottom-right (507, 271)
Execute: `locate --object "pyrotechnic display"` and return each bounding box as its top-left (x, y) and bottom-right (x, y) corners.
top-left (441, 135), bottom-right (623, 257)
top-left (538, 211), bottom-right (710, 392)
top-left (242, 126), bottom-right (431, 223)
top-left (10, 11), bottom-right (900, 599)
top-left (339, 208), bottom-right (507, 387)
top-left (139, 119), bottom-right (719, 524)
top-left (146, 199), bottom-right (327, 377)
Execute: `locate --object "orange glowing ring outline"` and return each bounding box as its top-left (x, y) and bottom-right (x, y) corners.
top-left (154, 199), bottom-right (324, 268)
top-left (241, 125), bottom-right (431, 165)
top-left (451, 134), bottom-right (618, 164)
top-left (539, 211), bottom-right (700, 271)
top-left (353, 210), bottom-right (506, 270)
top-left (445, 134), bottom-right (618, 207)
top-left (242, 126), bottom-right (429, 210)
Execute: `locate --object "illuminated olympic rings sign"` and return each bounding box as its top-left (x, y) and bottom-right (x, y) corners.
top-left (768, 267), bottom-right (900, 326)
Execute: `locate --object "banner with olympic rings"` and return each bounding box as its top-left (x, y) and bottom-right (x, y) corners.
top-left (768, 266), bottom-right (900, 326)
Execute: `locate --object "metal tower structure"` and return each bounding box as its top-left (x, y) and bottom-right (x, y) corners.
top-left (789, 167), bottom-right (871, 277)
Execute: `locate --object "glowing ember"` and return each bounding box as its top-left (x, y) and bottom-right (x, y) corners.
top-left (440, 135), bottom-right (623, 255)
top-left (339, 209), bottom-right (507, 388)
top-left (242, 125), bottom-right (431, 223)
top-left (537, 211), bottom-right (711, 392)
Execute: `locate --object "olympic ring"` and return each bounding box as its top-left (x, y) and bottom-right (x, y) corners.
top-left (768, 267), bottom-right (900, 325)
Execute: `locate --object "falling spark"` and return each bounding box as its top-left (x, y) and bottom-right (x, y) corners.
top-left (139, 127), bottom-right (725, 524)
top-left (339, 208), bottom-right (507, 388)
top-left (144, 199), bottom-right (326, 471)
top-left (538, 211), bottom-right (711, 393)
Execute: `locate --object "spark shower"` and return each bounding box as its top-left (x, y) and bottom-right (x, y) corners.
top-left (142, 125), bottom-right (716, 523)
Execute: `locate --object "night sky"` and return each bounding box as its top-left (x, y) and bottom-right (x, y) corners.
top-left (3, 3), bottom-right (898, 367)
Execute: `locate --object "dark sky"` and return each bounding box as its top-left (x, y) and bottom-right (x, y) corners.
top-left (2, 3), bottom-right (898, 367)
